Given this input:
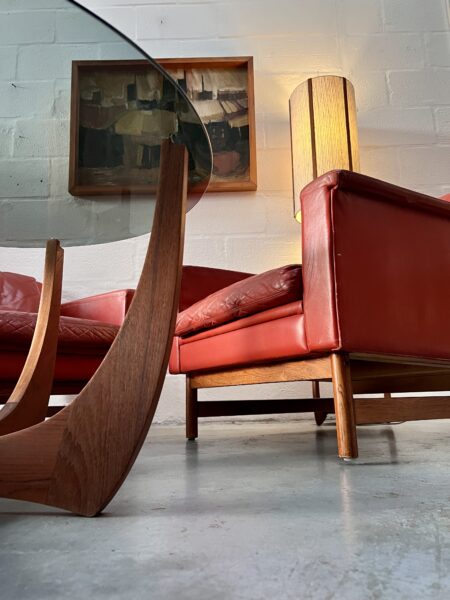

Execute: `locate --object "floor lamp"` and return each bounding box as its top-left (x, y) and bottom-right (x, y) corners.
top-left (289, 75), bottom-right (360, 222)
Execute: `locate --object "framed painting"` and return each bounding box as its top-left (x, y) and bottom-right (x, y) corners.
top-left (69, 57), bottom-right (256, 196)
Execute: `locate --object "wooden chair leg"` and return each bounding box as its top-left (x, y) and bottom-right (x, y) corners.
top-left (0, 140), bottom-right (188, 516)
top-left (312, 381), bottom-right (327, 426)
top-left (186, 377), bottom-right (198, 441)
top-left (0, 239), bottom-right (63, 435)
top-left (331, 353), bottom-right (358, 459)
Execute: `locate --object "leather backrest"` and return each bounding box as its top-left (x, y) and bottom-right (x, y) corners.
top-left (0, 272), bottom-right (42, 312)
top-left (301, 170), bottom-right (450, 359)
top-left (180, 266), bottom-right (252, 311)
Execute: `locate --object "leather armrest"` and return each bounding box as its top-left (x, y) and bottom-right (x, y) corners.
top-left (180, 265), bottom-right (253, 311)
top-left (301, 170), bottom-right (450, 360)
top-left (61, 289), bottom-right (134, 326)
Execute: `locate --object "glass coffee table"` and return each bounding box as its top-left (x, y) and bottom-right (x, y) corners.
top-left (0, 0), bottom-right (211, 516)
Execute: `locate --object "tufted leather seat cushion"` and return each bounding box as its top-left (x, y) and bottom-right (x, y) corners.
top-left (175, 264), bottom-right (302, 337)
top-left (0, 272), bottom-right (42, 312)
top-left (0, 310), bottom-right (118, 355)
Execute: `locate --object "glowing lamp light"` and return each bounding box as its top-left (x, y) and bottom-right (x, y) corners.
top-left (289, 76), bottom-right (360, 222)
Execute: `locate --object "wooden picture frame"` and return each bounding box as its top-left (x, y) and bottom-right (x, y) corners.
top-left (69, 57), bottom-right (257, 196)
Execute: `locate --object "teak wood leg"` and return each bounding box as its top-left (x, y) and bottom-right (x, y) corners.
top-left (0, 240), bottom-right (63, 435)
top-left (312, 381), bottom-right (328, 426)
top-left (0, 140), bottom-right (188, 516)
top-left (331, 353), bottom-right (358, 459)
top-left (186, 377), bottom-right (198, 441)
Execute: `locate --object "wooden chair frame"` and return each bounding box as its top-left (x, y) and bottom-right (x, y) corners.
top-left (186, 353), bottom-right (450, 459)
top-left (0, 240), bottom-right (64, 435)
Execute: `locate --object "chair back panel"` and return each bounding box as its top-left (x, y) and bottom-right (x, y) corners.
top-left (0, 272), bottom-right (42, 312)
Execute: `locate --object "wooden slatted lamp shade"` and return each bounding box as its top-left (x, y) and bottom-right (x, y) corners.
top-left (289, 76), bottom-right (360, 222)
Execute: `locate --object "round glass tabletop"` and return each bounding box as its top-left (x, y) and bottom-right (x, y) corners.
top-left (0, 0), bottom-right (212, 247)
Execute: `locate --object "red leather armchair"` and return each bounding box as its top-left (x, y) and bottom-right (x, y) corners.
top-left (170, 171), bottom-right (450, 459)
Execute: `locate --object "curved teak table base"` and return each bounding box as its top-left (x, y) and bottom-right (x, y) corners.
top-left (0, 240), bottom-right (63, 435)
top-left (0, 141), bottom-right (188, 516)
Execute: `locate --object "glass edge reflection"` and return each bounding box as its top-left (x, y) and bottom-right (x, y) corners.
top-left (68, 0), bottom-right (213, 210)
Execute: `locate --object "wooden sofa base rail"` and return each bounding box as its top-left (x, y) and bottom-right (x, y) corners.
top-left (197, 398), bottom-right (334, 417)
top-left (185, 353), bottom-right (450, 459)
top-left (195, 396), bottom-right (450, 425)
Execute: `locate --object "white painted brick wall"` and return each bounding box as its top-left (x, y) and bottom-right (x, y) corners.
top-left (2, 0), bottom-right (450, 423)
top-left (341, 33), bottom-right (425, 71)
top-left (388, 69), bottom-right (450, 106)
top-left (14, 119), bottom-right (69, 158)
top-left (425, 32), bottom-right (450, 66)
top-left (383, 0), bottom-right (448, 32)
top-left (0, 81), bottom-right (55, 118)
top-left (338, 0), bottom-right (384, 34)
top-left (17, 43), bottom-right (100, 79)
top-left (0, 159), bottom-right (50, 197)
top-left (0, 11), bottom-right (55, 43)
top-left (137, 4), bottom-right (218, 39)
top-left (435, 106), bottom-right (450, 140)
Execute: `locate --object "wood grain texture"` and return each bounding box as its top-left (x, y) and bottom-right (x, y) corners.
top-left (289, 76), bottom-right (359, 218)
top-left (350, 360), bottom-right (450, 380)
top-left (204, 395), bottom-right (450, 425)
top-left (190, 356), bottom-right (332, 389)
top-left (0, 140), bottom-right (188, 516)
top-left (349, 357), bottom-right (450, 394)
top-left (312, 77), bottom-right (353, 176)
top-left (289, 78), bottom-right (314, 217)
top-left (350, 352), bottom-right (450, 369)
top-left (0, 240), bottom-right (63, 435)
top-left (355, 396), bottom-right (450, 425)
top-left (345, 78), bottom-right (360, 172)
top-left (331, 353), bottom-right (358, 459)
top-left (353, 372), bottom-right (450, 395)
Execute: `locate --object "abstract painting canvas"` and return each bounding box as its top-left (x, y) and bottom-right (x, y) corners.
top-left (69, 57), bottom-right (256, 196)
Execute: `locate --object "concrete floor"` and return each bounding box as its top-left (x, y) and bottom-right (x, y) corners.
top-left (1, 420), bottom-right (450, 599)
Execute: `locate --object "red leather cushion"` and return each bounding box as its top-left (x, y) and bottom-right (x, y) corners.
top-left (176, 264), bottom-right (302, 337)
top-left (0, 272), bottom-right (42, 312)
top-left (0, 310), bottom-right (118, 355)
top-left (170, 310), bottom-right (309, 374)
top-left (170, 301), bottom-right (305, 374)
top-left (441, 194), bottom-right (450, 202)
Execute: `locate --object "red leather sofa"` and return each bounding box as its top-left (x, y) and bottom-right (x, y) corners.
top-left (169, 171), bottom-right (450, 458)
